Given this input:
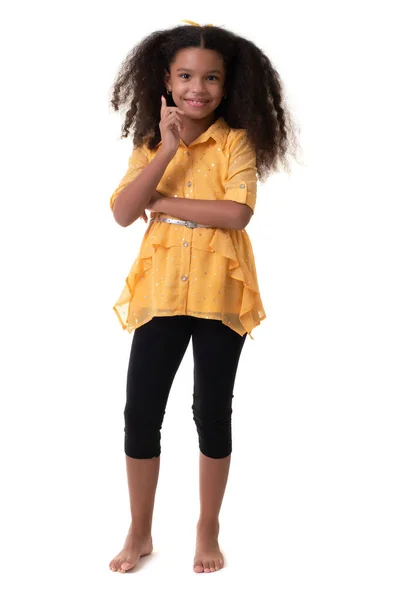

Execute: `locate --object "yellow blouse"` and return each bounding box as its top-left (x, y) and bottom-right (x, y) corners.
top-left (109, 117), bottom-right (266, 338)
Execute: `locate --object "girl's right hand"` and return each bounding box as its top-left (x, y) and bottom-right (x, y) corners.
top-left (159, 95), bottom-right (185, 155)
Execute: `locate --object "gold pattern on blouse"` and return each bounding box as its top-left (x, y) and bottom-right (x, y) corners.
top-left (109, 117), bottom-right (266, 338)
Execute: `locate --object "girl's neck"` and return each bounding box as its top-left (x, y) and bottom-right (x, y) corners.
top-left (180, 113), bottom-right (217, 147)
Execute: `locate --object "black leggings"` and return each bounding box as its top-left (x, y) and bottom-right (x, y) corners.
top-left (124, 316), bottom-right (247, 459)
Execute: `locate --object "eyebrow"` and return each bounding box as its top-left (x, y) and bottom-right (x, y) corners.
top-left (176, 68), bottom-right (222, 74)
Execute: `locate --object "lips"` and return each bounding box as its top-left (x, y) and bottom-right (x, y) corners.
top-left (185, 99), bottom-right (209, 107)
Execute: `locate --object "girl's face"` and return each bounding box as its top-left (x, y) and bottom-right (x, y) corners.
top-left (164, 47), bottom-right (226, 120)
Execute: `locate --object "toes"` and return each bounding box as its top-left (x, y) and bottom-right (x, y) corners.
top-left (109, 560), bottom-right (117, 572)
top-left (117, 560), bottom-right (133, 573)
top-left (194, 559), bottom-right (223, 573)
top-left (194, 563), bottom-right (204, 573)
top-left (115, 560), bottom-right (125, 573)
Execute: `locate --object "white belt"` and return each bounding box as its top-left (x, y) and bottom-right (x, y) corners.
top-left (149, 217), bottom-right (213, 229)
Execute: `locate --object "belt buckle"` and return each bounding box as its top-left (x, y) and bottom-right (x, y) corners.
top-left (185, 220), bottom-right (197, 229)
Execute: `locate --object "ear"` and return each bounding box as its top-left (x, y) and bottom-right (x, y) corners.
top-left (163, 69), bottom-right (171, 93)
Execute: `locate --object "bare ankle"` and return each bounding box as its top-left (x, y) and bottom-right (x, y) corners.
top-left (129, 520), bottom-right (152, 538)
top-left (197, 517), bottom-right (219, 532)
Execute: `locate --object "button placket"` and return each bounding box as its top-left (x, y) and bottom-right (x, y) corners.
top-left (185, 149), bottom-right (194, 197)
top-left (179, 147), bottom-right (193, 313)
top-left (179, 228), bottom-right (193, 313)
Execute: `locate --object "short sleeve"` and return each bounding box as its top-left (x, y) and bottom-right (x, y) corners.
top-left (109, 145), bottom-right (150, 211)
top-left (223, 131), bottom-right (257, 212)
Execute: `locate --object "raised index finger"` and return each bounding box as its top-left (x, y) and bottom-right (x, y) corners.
top-left (160, 95), bottom-right (166, 118)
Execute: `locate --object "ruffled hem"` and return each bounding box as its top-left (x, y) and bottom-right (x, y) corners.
top-left (207, 228), bottom-right (266, 338)
top-left (112, 221), bottom-right (266, 339)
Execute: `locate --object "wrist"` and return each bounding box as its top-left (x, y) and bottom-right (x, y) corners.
top-left (157, 196), bottom-right (170, 212)
top-left (158, 148), bottom-right (176, 163)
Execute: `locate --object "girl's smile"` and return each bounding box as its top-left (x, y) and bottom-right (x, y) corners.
top-left (185, 98), bottom-right (209, 108)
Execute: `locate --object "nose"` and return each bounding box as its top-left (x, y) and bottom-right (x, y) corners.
top-left (190, 78), bottom-right (207, 94)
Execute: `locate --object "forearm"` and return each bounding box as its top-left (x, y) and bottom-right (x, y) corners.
top-left (113, 150), bottom-right (175, 227)
top-left (156, 197), bottom-right (246, 229)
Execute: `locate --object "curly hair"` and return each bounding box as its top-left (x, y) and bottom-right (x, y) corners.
top-left (109, 24), bottom-right (300, 181)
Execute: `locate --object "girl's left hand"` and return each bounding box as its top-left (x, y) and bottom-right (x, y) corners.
top-left (146, 191), bottom-right (164, 212)
top-left (140, 191), bottom-right (164, 223)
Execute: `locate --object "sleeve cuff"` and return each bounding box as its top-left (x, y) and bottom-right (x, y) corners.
top-left (223, 181), bottom-right (256, 212)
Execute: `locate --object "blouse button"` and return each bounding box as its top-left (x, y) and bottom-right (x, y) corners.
top-left (183, 241), bottom-right (189, 247)
top-left (181, 275), bottom-right (188, 282)
top-left (187, 182), bottom-right (192, 187)
top-left (239, 183), bottom-right (246, 189)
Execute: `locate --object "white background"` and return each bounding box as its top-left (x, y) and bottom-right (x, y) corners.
top-left (1, 1), bottom-right (399, 598)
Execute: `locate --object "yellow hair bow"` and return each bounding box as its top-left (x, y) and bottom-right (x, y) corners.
top-left (181, 19), bottom-right (214, 27)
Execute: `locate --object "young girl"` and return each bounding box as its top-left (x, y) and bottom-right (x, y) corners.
top-left (108, 21), bottom-right (297, 574)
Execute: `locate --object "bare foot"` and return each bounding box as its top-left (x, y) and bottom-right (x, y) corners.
top-left (109, 523), bottom-right (153, 573)
top-left (193, 521), bottom-right (224, 573)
